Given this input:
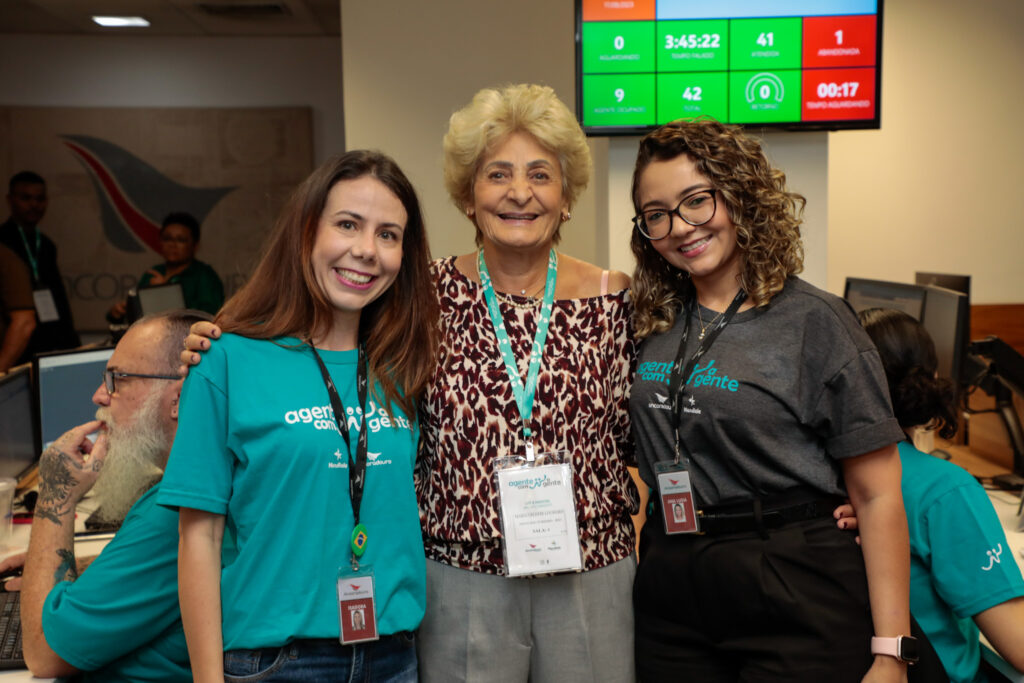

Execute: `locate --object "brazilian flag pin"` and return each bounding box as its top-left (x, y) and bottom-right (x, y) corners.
top-left (351, 524), bottom-right (369, 557)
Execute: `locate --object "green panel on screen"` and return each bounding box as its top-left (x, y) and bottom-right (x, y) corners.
top-left (582, 21), bottom-right (656, 73)
top-left (728, 18), bottom-right (802, 71)
top-left (728, 70), bottom-right (802, 124)
top-left (583, 74), bottom-right (657, 127)
top-left (656, 72), bottom-right (728, 123)
top-left (656, 20), bottom-right (729, 73)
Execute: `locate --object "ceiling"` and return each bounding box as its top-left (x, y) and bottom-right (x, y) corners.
top-left (0, 0), bottom-right (340, 36)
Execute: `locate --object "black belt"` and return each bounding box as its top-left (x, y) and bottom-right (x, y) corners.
top-left (653, 490), bottom-right (844, 536)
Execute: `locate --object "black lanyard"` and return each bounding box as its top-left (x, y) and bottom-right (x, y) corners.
top-left (667, 289), bottom-right (747, 465)
top-left (310, 345), bottom-right (369, 527)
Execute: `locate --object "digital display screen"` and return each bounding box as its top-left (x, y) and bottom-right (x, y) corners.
top-left (576, 0), bottom-right (882, 134)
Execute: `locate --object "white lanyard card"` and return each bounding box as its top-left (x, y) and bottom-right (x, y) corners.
top-left (495, 452), bottom-right (583, 577)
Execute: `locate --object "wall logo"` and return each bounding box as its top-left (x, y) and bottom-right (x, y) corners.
top-left (61, 134), bottom-right (236, 254)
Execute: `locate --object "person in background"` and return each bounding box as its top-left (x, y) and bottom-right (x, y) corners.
top-left (0, 243), bottom-right (36, 373)
top-left (0, 170), bottom-right (80, 362)
top-left (859, 307), bottom-right (1024, 682)
top-left (158, 151), bottom-right (438, 682)
top-left (109, 211), bottom-right (225, 321)
top-left (628, 119), bottom-right (915, 682)
top-left (2, 309), bottom-right (210, 681)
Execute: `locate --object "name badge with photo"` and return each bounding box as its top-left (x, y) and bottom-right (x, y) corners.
top-left (337, 570), bottom-right (379, 645)
top-left (655, 462), bottom-right (700, 534)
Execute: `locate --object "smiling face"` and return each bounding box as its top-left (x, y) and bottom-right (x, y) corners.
top-left (471, 131), bottom-right (568, 253)
top-left (311, 175), bottom-right (406, 336)
top-left (637, 154), bottom-right (741, 295)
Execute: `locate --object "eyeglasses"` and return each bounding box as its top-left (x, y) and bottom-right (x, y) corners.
top-left (633, 189), bottom-right (717, 240)
top-left (103, 369), bottom-right (180, 395)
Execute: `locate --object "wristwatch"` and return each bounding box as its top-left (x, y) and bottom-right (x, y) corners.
top-left (871, 636), bottom-right (919, 664)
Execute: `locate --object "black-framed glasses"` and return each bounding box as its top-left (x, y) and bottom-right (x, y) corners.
top-left (103, 369), bottom-right (180, 395)
top-left (633, 189), bottom-right (717, 240)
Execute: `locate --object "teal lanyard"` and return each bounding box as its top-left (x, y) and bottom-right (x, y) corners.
top-left (478, 249), bottom-right (558, 462)
top-left (16, 226), bottom-right (41, 283)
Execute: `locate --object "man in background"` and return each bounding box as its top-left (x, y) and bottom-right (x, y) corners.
top-left (0, 243), bottom-right (36, 373)
top-left (0, 171), bottom-right (79, 363)
top-left (1, 309), bottom-right (209, 681)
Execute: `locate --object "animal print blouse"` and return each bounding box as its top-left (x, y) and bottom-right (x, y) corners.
top-left (416, 257), bottom-right (639, 575)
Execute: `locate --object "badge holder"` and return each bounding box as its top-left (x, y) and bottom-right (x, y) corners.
top-left (655, 461), bottom-right (701, 534)
top-left (337, 530), bottom-right (379, 645)
top-left (494, 450), bottom-right (583, 577)
top-left (32, 288), bottom-right (59, 323)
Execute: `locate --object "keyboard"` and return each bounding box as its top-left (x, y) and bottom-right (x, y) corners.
top-left (0, 591), bottom-right (24, 669)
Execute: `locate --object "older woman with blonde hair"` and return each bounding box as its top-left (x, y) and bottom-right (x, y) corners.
top-left (414, 83), bottom-right (639, 682)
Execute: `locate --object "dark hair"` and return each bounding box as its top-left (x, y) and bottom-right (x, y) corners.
top-left (216, 150), bottom-right (439, 417)
top-left (9, 171), bottom-right (45, 192)
top-left (162, 212), bottom-right (201, 242)
top-left (629, 118), bottom-right (805, 339)
top-left (135, 309), bottom-right (214, 375)
top-left (858, 308), bottom-right (958, 439)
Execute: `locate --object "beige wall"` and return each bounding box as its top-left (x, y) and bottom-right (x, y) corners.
top-left (827, 0), bottom-right (1024, 303)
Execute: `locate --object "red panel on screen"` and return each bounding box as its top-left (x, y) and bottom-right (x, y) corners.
top-left (582, 0), bottom-right (655, 22)
top-left (802, 67), bottom-right (876, 121)
top-left (802, 15), bottom-right (876, 68)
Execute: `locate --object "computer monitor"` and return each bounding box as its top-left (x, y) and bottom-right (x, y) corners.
top-left (32, 346), bottom-right (114, 451)
top-left (843, 278), bottom-right (928, 321)
top-left (919, 285), bottom-right (970, 385)
top-left (126, 283), bottom-right (185, 323)
top-left (0, 365), bottom-right (38, 481)
top-left (915, 272), bottom-right (970, 298)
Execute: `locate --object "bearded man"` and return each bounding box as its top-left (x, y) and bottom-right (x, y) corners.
top-left (14, 309), bottom-right (209, 681)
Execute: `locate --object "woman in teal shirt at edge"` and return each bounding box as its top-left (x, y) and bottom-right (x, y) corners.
top-left (859, 308), bottom-right (1024, 681)
top-left (156, 151), bottom-right (439, 682)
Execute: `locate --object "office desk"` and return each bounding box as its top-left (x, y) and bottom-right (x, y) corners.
top-left (0, 499), bottom-right (112, 682)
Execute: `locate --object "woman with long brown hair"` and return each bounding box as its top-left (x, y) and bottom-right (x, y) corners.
top-left (157, 150), bottom-right (437, 682)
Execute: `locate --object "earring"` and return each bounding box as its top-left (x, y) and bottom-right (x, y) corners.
top-left (562, 211), bottom-right (572, 222)
top-left (466, 207), bottom-right (475, 217)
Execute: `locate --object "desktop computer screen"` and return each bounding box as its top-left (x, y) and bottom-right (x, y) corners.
top-left (0, 365), bottom-right (37, 480)
top-left (127, 283), bottom-right (185, 323)
top-left (920, 285), bottom-right (970, 385)
top-left (33, 346), bottom-right (114, 451)
top-left (844, 278), bottom-right (927, 321)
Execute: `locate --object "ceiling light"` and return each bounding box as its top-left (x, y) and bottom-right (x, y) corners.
top-left (92, 16), bottom-right (151, 27)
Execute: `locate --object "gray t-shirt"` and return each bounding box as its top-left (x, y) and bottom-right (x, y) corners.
top-left (630, 277), bottom-right (903, 507)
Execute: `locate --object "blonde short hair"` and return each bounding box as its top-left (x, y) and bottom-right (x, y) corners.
top-left (443, 84), bottom-right (592, 244)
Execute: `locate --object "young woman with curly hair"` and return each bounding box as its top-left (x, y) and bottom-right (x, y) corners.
top-left (627, 119), bottom-right (917, 682)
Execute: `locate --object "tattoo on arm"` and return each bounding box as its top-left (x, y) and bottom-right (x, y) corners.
top-left (53, 549), bottom-right (78, 584)
top-left (35, 446), bottom-right (84, 525)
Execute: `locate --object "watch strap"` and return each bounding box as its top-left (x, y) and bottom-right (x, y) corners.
top-left (871, 635), bottom-right (918, 663)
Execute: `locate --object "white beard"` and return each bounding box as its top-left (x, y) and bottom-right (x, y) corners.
top-left (92, 390), bottom-right (168, 523)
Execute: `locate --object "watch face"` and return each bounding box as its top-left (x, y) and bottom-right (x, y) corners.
top-left (899, 636), bottom-right (920, 663)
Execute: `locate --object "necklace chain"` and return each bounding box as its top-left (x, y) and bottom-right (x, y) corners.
top-left (696, 305), bottom-right (726, 340)
top-left (476, 252), bottom-right (546, 309)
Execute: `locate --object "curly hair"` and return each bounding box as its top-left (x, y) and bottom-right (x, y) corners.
top-left (858, 308), bottom-right (958, 439)
top-left (629, 118), bottom-right (805, 339)
top-left (443, 83), bottom-right (592, 246)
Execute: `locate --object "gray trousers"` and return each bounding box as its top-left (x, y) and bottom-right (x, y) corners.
top-left (417, 555), bottom-right (637, 683)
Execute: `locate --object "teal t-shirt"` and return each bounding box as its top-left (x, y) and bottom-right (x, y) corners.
top-left (157, 334), bottom-right (425, 650)
top-left (900, 440), bottom-right (1024, 682)
top-left (43, 484), bottom-right (190, 682)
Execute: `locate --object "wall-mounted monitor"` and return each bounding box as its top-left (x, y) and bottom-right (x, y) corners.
top-left (576, 0), bottom-right (883, 135)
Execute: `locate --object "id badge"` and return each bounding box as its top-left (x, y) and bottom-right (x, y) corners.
top-left (495, 452), bottom-right (583, 577)
top-left (655, 461), bottom-right (700, 534)
top-left (32, 288), bottom-right (59, 323)
top-left (337, 567), bottom-right (379, 645)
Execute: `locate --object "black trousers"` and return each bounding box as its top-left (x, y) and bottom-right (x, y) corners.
top-left (634, 515), bottom-right (945, 682)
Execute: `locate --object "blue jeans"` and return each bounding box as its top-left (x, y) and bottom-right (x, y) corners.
top-left (223, 633), bottom-right (417, 682)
